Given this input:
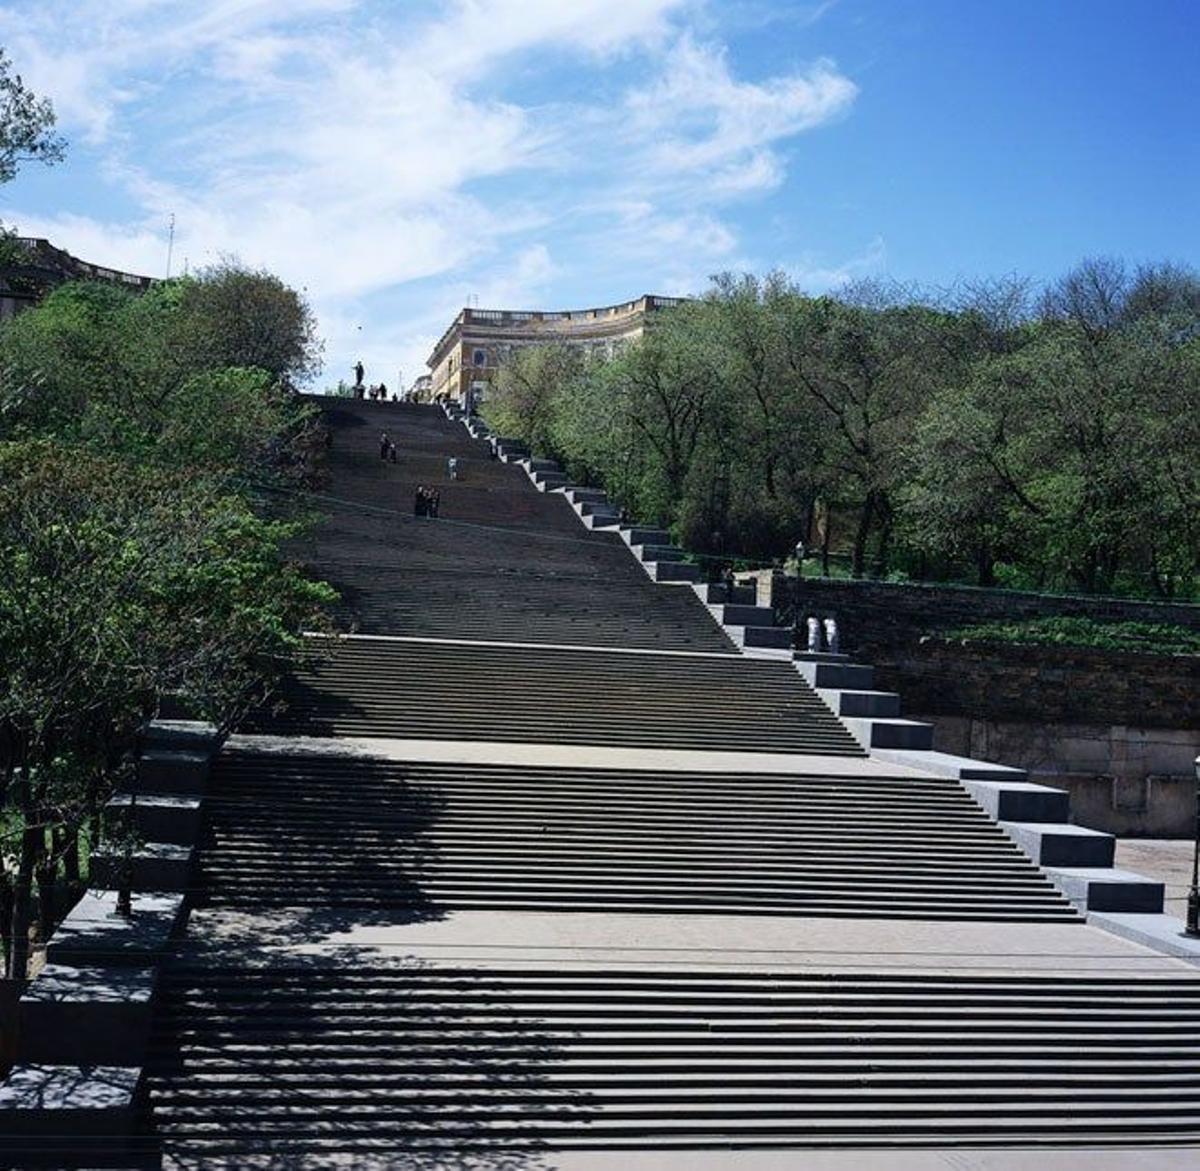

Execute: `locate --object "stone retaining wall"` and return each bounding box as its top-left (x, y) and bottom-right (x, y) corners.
top-left (776, 576), bottom-right (1200, 656)
top-left (925, 714), bottom-right (1197, 838)
top-left (882, 639), bottom-right (1199, 730)
top-left (766, 576), bottom-right (1199, 836)
top-left (878, 641), bottom-right (1197, 836)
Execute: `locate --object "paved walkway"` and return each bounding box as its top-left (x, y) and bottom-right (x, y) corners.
top-left (181, 907), bottom-right (1195, 978)
top-left (227, 732), bottom-right (934, 778)
top-left (164, 1146), bottom-right (1200, 1170)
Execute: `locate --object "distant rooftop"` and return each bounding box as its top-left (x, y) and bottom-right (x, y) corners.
top-left (5, 237), bottom-right (157, 293)
top-left (427, 293), bottom-right (685, 367)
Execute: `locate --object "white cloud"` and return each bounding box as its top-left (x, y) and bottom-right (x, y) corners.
top-left (788, 236), bottom-right (888, 292)
top-left (0, 1), bottom-right (860, 384)
top-left (469, 243), bottom-right (558, 308)
top-left (1, 209), bottom-right (170, 277)
top-left (415, 0), bottom-right (685, 79)
top-left (0, 0), bottom-right (357, 143)
top-left (626, 36), bottom-right (857, 194)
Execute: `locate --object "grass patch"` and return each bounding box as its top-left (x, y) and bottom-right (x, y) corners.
top-left (945, 616), bottom-right (1200, 656)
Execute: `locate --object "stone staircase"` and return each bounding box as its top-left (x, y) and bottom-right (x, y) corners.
top-left (445, 409), bottom-right (704, 587)
top-left (693, 582), bottom-right (795, 653)
top-left (0, 720), bottom-right (221, 1165)
top-left (197, 751), bottom-right (1076, 920)
top-left (801, 651), bottom-right (1171, 917)
top-left (144, 964), bottom-right (1200, 1156)
top-left (249, 635), bottom-right (866, 756)
top-left (304, 398), bottom-right (733, 652)
top-left (6, 395), bottom-right (1198, 1164)
top-left (440, 404), bottom-right (1181, 926)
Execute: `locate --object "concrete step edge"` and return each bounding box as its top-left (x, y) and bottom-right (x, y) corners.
top-left (1043, 866), bottom-right (1166, 914)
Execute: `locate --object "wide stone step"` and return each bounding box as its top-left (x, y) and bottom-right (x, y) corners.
top-left (622, 526), bottom-right (671, 546)
top-left (163, 980), bottom-right (1196, 1005)
top-left (633, 544), bottom-right (685, 563)
top-left (46, 891), bottom-right (185, 968)
top-left (191, 754), bottom-right (1075, 921)
top-left (250, 640), bottom-right (865, 756)
top-left (1044, 867), bottom-right (1165, 914)
top-left (711, 603), bottom-right (776, 627)
top-left (739, 625), bottom-right (794, 649)
top-left (1000, 822), bottom-right (1116, 868)
top-left (843, 717), bottom-right (935, 752)
top-left (91, 841), bottom-right (193, 892)
top-left (818, 688), bottom-right (902, 718)
top-left (194, 884), bottom-right (1068, 908)
top-left (19, 965), bottom-right (155, 1065)
top-left (142, 720), bottom-right (220, 755)
top-left (0, 1064), bottom-right (142, 1153)
top-left (794, 660), bottom-right (876, 690)
top-left (563, 487), bottom-right (608, 504)
top-left (962, 779), bottom-right (1071, 824)
top-left (139, 748), bottom-right (211, 796)
top-left (105, 793), bottom-right (201, 846)
top-left (694, 582), bottom-right (758, 605)
top-left (648, 560), bottom-right (701, 583)
top-left (149, 1084), bottom-right (1200, 1110)
top-left (141, 964), bottom-right (1200, 1152)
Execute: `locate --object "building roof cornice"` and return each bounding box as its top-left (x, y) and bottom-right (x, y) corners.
top-left (425, 294), bottom-right (684, 369)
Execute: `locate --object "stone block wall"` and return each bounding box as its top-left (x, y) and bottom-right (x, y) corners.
top-left (881, 639), bottom-right (1199, 729)
top-left (770, 577), bottom-right (1200, 837)
top-left (776, 576), bottom-right (1200, 658)
top-left (883, 642), bottom-right (1198, 836)
top-left (928, 714), bottom-right (1197, 837)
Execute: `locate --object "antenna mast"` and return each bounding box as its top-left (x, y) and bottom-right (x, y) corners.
top-left (166, 213), bottom-right (176, 278)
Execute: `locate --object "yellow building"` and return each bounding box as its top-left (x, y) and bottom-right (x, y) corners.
top-left (424, 294), bottom-right (682, 406)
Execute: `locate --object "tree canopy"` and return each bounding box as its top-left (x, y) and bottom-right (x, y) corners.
top-left (0, 47), bottom-right (64, 184)
top-left (0, 247), bottom-right (333, 977)
top-left (483, 259), bottom-right (1200, 599)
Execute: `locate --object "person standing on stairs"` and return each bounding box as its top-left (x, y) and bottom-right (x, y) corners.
top-left (388, 440), bottom-right (397, 464)
top-left (379, 432), bottom-right (390, 459)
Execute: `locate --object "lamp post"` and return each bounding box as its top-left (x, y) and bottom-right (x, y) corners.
top-left (1187, 755), bottom-right (1200, 937)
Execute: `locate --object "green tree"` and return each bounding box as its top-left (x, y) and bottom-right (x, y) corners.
top-left (479, 261), bottom-right (1199, 595)
top-left (0, 442), bottom-right (335, 977)
top-left (484, 343), bottom-right (581, 455)
top-left (0, 277), bottom-right (322, 483)
top-left (0, 200), bottom-right (334, 974)
top-left (0, 47), bottom-right (65, 184)
top-left (904, 261), bottom-right (1200, 595)
top-left (0, 47), bottom-right (65, 274)
top-left (596, 317), bottom-right (719, 526)
top-left (173, 259), bottom-right (323, 386)
top-left (776, 284), bottom-right (940, 576)
top-left (899, 278), bottom-right (1040, 585)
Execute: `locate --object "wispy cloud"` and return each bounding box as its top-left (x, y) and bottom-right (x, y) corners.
top-left (789, 235), bottom-right (888, 292)
top-left (0, 0), bottom-right (858, 384)
top-left (626, 36), bottom-right (857, 192)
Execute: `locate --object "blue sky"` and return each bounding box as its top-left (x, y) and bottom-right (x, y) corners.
top-left (1, 0), bottom-right (1196, 389)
